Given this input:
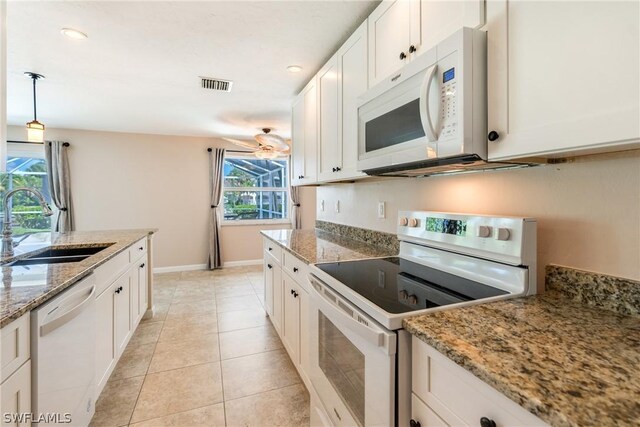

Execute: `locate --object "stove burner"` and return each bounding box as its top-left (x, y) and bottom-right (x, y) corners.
top-left (315, 257), bottom-right (507, 314)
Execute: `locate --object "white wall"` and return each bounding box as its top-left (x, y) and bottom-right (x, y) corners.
top-left (317, 150), bottom-right (640, 284)
top-left (7, 126), bottom-right (315, 269)
top-left (0, 1), bottom-right (7, 171)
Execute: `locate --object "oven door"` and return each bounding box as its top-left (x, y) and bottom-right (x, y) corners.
top-left (309, 276), bottom-right (397, 427)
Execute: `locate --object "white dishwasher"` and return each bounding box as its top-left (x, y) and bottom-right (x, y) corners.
top-left (31, 274), bottom-right (96, 427)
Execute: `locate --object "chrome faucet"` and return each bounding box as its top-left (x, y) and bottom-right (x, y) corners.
top-left (2, 187), bottom-right (54, 257)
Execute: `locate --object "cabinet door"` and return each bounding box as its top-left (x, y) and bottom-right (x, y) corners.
top-left (114, 273), bottom-right (131, 358)
top-left (317, 55), bottom-right (340, 182)
top-left (420, 0), bottom-right (484, 52)
top-left (298, 285), bottom-right (311, 387)
top-left (130, 266), bottom-right (140, 328)
top-left (0, 360), bottom-right (31, 427)
top-left (137, 260), bottom-right (148, 322)
top-left (487, 0), bottom-right (640, 160)
top-left (271, 265), bottom-right (284, 335)
top-left (95, 284), bottom-right (115, 395)
top-left (282, 274), bottom-right (301, 365)
top-left (337, 21), bottom-right (368, 180)
top-left (264, 257), bottom-right (274, 317)
top-left (291, 78), bottom-right (318, 186)
top-left (368, 0), bottom-right (420, 86)
top-left (291, 93), bottom-right (305, 186)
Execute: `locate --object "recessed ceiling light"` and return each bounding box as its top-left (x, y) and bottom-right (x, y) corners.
top-left (287, 65), bottom-right (303, 73)
top-left (61, 28), bottom-right (88, 40)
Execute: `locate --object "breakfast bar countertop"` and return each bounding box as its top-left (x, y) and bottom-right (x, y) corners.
top-left (260, 228), bottom-right (397, 265)
top-left (403, 283), bottom-right (640, 427)
top-left (0, 229), bottom-right (156, 328)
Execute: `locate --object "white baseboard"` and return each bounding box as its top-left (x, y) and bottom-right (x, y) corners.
top-left (154, 259), bottom-right (262, 273)
top-left (223, 259), bottom-right (262, 268)
top-left (153, 264), bottom-right (207, 274)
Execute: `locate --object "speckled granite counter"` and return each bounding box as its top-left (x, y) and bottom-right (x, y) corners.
top-left (404, 277), bottom-right (640, 427)
top-left (0, 229), bottom-right (156, 328)
top-left (260, 229), bottom-right (397, 264)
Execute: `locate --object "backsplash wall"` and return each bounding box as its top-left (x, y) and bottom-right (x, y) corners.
top-left (317, 150), bottom-right (640, 285)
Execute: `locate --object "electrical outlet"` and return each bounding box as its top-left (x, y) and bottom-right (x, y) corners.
top-left (377, 201), bottom-right (386, 219)
top-left (335, 200), bottom-right (340, 213)
top-left (320, 200), bottom-right (325, 212)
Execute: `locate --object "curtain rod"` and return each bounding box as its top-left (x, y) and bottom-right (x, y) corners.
top-left (7, 140), bottom-right (70, 147)
top-left (207, 148), bottom-right (251, 154)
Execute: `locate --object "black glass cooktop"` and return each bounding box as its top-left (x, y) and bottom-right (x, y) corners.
top-left (316, 257), bottom-right (507, 314)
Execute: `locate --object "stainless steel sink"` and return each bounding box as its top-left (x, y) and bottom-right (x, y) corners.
top-left (6, 244), bottom-right (113, 266)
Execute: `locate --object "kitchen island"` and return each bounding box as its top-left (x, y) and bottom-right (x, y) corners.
top-left (0, 229), bottom-right (156, 327)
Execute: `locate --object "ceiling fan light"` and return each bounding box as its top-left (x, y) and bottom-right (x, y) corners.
top-left (255, 148), bottom-right (278, 160)
top-left (26, 120), bottom-right (45, 143)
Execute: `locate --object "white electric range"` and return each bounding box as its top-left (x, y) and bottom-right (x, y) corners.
top-left (307, 211), bottom-right (537, 427)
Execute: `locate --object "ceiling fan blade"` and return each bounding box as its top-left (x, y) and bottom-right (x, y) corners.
top-left (255, 133), bottom-right (289, 151)
top-left (222, 138), bottom-right (260, 150)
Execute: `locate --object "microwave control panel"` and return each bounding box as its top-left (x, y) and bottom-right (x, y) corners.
top-left (440, 66), bottom-right (457, 140)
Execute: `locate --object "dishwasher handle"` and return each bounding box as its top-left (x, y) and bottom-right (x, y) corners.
top-left (40, 284), bottom-right (96, 337)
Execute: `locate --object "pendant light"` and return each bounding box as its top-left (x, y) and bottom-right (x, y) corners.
top-left (25, 72), bottom-right (45, 143)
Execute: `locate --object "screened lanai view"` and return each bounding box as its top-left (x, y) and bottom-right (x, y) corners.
top-left (223, 157), bottom-right (289, 221)
top-left (0, 156), bottom-right (52, 235)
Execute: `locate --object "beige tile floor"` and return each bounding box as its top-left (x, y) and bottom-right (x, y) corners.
top-left (90, 266), bottom-right (310, 427)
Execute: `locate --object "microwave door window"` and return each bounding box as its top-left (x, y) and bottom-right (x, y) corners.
top-left (365, 99), bottom-right (426, 153)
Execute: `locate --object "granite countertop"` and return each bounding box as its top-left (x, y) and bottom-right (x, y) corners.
top-left (403, 291), bottom-right (640, 427)
top-left (260, 229), bottom-right (397, 264)
top-left (0, 229), bottom-right (156, 328)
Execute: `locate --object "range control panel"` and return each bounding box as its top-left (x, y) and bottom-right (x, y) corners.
top-left (397, 211), bottom-right (537, 267)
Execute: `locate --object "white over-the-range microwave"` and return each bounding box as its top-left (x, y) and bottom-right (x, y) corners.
top-left (357, 27), bottom-right (521, 177)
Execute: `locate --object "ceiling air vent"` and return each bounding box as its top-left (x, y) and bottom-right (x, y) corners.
top-left (200, 76), bottom-right (233, 92)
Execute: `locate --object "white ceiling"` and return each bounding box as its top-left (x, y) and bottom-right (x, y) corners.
top-left (7, 0), bottom-right (379, 140)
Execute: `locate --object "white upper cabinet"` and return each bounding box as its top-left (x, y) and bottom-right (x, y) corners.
top-left (317, 20), bottom-right (368, 183)
top-left (368, 0), bottom-right (420, 87)
top-left (291, 77), bottom-right (318, 186)
top-left (317, 54), bottom-right (340, 182)
top-left (487, 0), bottom-right (640, 160)
top-left (336, 21), bottom-right (368, 181)
top-left (368, 0), bottom-right (484, 87)
top-left (420, 0), bottom-right (484, 52)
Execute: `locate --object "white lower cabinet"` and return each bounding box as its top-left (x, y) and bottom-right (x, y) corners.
top-left (282, 273), bottom-right (302, 364)
top-left (412, 337), bottom-right (548, 427)
top-left (263, 237), bottom-right (311, 389)
top-left (94, 241), bottom-right (150, 397)
top-left (0, 360), bottom-right (31, 427)
top-left (95, 282), bottom-right (116, 395)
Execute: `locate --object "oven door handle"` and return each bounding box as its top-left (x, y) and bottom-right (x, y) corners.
top-left (310, 280), bottom-right (394, 355)
top-left (419, 64), bottom-right (438, 142)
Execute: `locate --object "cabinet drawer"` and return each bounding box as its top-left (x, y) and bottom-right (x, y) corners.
top-left (129, 237), bottom-right (147, 262)
top-left (1, 313), bottom-right (30, 383)
top-left (412, 338), bottom-right (547, 427)
top-left (411, 393), bottom-right (449, 427)
top-left (1, 359), bottom-right (31, 427)
top-left (94, 250), bottom-right (129, 296)
top-left (263, 238), bottom-right (282, 264)
top-left (282, 250), bottom-right (309, 284)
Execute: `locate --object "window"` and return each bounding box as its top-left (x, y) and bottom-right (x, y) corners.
top-left (0, 144), bottom-right (52, 236)
top-left (222, 156), bottom-right (289, 223)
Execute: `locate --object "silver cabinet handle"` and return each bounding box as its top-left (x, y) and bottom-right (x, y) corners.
top-left (40, 285), bottom-right (96, 336)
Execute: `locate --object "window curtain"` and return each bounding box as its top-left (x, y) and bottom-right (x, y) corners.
top-left (45, 141), bottom-right (74, 233)
top-left (208, 148), bottom-right (226, 269)
top-left (290, 177), bottom-right (301, 230)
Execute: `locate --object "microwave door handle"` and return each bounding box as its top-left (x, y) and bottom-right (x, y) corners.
top-left (419, 64), bottom-right (439, 142)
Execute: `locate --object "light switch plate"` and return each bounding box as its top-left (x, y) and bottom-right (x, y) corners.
top-left (335, 200), bottom-right (340, 213)
top-left (377, 201), bottom-right (386, 219)
top-left (320, 200), bottom-right (325, 212)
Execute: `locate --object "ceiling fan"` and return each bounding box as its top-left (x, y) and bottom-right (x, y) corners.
top-left (223, 128), bottom-right (291, 159)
